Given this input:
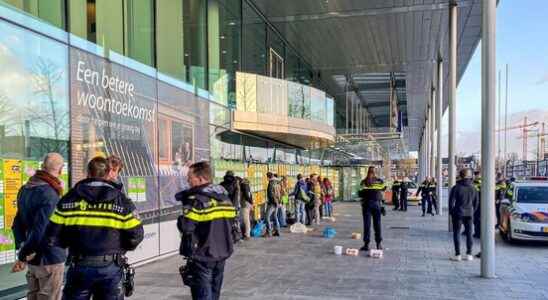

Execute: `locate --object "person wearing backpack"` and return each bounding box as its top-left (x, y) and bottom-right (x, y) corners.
top-left (265, 172), bottom-right (281, 237)
top-left (311, 175), bottom-right (323, 225)
top-left (291, 174), bottom-right (309, 224)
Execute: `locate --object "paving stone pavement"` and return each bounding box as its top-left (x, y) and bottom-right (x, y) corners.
top-left (133, 201), bottom-right (548, 300)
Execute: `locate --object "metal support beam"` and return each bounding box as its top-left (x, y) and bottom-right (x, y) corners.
top-left (436, 57), bottom-right (443, 216)
top-left (448, 0), bottom-right (458, 229)
top-left (266, 1), bottom-right (474, 23)
top-left (481, 0), bottom-right (497, 279)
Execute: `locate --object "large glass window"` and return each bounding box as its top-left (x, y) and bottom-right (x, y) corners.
top-left (0, 19), bottom-right (69, 295)
top-left (184, 0), bottom-right (207, 90)
top-left (208, 0), bottom-right (241, 107)
top-left (156, 0), bottom-right (185, 81)
top-left (242, 1), bottom-right (266, 76)
top-left (2, 0), bottom-right (65, 28)
top-left (94, 0), bottom-right (124, 54)
top-left (69, 0), bottom-right (154, 66)
top-left (310, 88), bottom-right (326, 122)
top-left (125, 0), bottom-right (155, 66)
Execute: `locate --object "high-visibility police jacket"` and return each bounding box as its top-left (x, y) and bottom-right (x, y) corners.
top-left (505, 182), bottom-right (515, 199)
top-left (47, 178), bottom-right (144, 257)
top-left (391, 181), bottom-right (401, 193)
top-left (426, 182), bottom-right (437, 198)
top-left (417, 181), bottom-right (435, 198)
top-left (359, 178), bottom-right (386, 207)
top-left (495, 180), bottom-right (507, 202)
top-left (473, 178), bottom-right (482, 193)
top-left (176, 183), bottom-right (236, 262)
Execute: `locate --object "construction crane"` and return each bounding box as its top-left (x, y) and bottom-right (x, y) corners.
top-left (518, 122), bottom-right (547, 160)
top-left (497, 117), bottom-right (539, 161)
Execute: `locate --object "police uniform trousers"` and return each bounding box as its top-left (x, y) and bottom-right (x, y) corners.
top-left (392, 191), bottom-right (400, 210)
top-left (63, 258), bottom-right (123, 300)
top-left (361, 201), bottom-right (382, 245)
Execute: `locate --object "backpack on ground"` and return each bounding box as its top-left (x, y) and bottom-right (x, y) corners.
top-left (251, 220), bottom-right (266, 237)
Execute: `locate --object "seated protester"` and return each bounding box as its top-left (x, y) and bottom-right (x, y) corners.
top-left (176, 162), bottom-right (236, 300)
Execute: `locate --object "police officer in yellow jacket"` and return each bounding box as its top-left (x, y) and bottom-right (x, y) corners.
top-left (473, 171), bottom-right (482, 238)
top-left (495, 173), bottom-right (507, 229)
top-left (47, 156), bottom-right (144, 299)
top-left (176, 161), bottom-right (236, 300)
top-left (358, 166), bottom-right (386, 251)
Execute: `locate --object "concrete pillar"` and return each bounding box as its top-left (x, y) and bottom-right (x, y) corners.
top-left (448, 1), bottom-right (458, 190)
top-left (426, 115), bottom-right (431, 178)
top-left (430, 88), bottom-right (436, 178)
top-left (481, 0), bottom-right (497, 279)
top-left (436, 58), bottom-right (443, 216)
top-left (448, 1), bottom-right (458, 229)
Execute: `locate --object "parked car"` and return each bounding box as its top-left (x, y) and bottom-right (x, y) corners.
top-left (499, 181), bottom-right (548, 242)
top-left (407, 181), bottom-right (422, 206)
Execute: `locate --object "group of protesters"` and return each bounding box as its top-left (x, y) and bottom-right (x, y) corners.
top-left (219, 171), bottom-right (335, 239)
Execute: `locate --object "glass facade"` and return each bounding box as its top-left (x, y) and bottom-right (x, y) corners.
top-left (208, 0), bottom-right (241, 107)
top-left (0, 15), bottom-right (69, 296)
top-left (0, 1), bottom-right (337, 297)
top-left (1, 0), bottom-right (322, 101)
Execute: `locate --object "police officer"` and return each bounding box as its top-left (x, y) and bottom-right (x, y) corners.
top-left (391, 177), bottom-right (401, 210)
top-left (358, 166), bottom-right (386, 251)
top-left (429, 178), bottom-right (439, 215)
top-left (47, 156), bottom-right (144, 299)
top-left (416, 177), bottom-right (433, 216)
top-left (176, 161), bottom-right (236, 300)
top-left (472, 171), bottom-right (482, 238)
top-left (495, 173), bottom-right (507, 229)
top-left (399, 178), bottom-right (409, 212)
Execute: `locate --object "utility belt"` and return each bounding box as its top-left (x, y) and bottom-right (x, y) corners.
top-left (69, 253), bottom-right (135, 297)
top-left (69, 254), bottom-right (121, 267)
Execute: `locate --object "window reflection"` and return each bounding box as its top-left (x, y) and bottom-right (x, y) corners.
top-left (0, 18), bottom-right (69, 291)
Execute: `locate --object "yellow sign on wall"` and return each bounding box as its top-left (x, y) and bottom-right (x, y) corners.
top-left (3, 160), bottom-right (22, 228)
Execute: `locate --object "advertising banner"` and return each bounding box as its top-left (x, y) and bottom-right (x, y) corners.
top-left (0, 159), bottom-right (4, 230)
top-left (69, 47), bottom-right (210, 261)
top-left (3, 159), bottom-right (22, 229)
top-left (69, 48), bottom-right (159, 223)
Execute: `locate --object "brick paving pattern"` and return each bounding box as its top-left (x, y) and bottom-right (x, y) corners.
top-left (133, 202), bottom-right (548, 300)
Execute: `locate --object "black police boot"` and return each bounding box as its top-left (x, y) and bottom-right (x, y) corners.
top-left (359, 244), bottom-right (369, 251)
top-left (376, 242), bottom-right (383, 250)
top-left (273, 230), bottom-right (280, 237)
top-left (422, 212), bottom-right (425, 217)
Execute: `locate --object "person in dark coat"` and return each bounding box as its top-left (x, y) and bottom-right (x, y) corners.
top-left (220, 171), bottom-right (240, 210)
top-left (391, 178), bottom-right (401, 210)
top-left (12, 153), bottom-right (66, 299)
top-left (448, 168), bottom-right (479, 261)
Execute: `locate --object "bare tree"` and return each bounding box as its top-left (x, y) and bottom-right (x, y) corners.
top-left (26, 57), bottom-right (69, 155)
